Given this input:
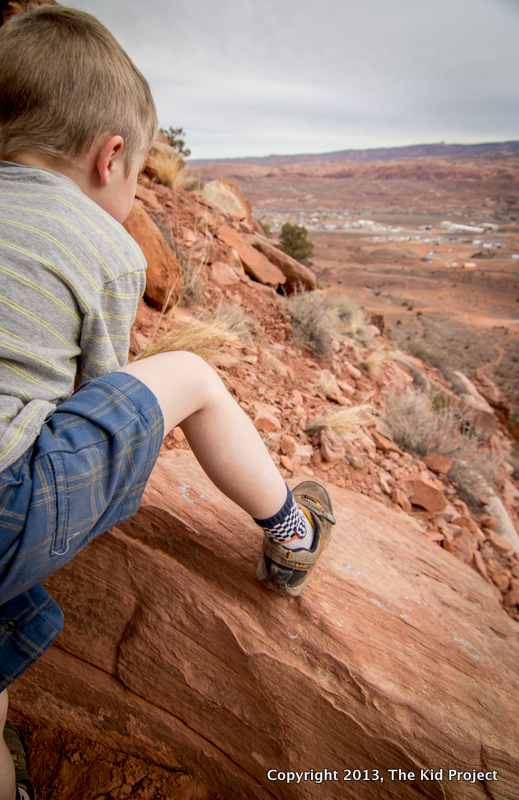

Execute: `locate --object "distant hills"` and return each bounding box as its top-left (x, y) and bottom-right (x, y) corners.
top-left (190, 141), bottom-right (519, 166)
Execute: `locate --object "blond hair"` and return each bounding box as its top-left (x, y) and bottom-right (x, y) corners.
top-left (0, 5), bottom-right (157, 173)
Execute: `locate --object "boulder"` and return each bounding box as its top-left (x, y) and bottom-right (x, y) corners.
top-left (217, 225), bottom-right (286, 289)
top-left (484, 490), bottom-right (519, 553)
top-left (123, 202), bottom-right (182, 310)
top-left (9, 450), bottom-right (519, 800)
top-left (248, 233), bottom-right (317, 293)
top-left (211, 261), bottom-right (241, 286)
top-left (201, 178), bottom-right (254, 227)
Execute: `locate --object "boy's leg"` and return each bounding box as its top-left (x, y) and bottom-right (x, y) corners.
top-left (119, 351), bottom-right (335, 595)
top-left (0, 690), bottom-right (16, 800)
top-left (120, 351), bottom-right (287, 519)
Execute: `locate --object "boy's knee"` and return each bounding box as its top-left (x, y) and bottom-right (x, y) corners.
top-left (170, 351), bottom-right (227, 401)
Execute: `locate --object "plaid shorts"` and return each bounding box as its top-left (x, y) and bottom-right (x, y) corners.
top-left (0, 372), bottom-right (163, 690)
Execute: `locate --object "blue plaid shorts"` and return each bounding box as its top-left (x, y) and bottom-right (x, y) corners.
top-left (0, 372), bottom-right (163, 690)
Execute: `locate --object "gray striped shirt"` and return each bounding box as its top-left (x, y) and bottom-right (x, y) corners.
top-left (0, 161), bottom-right (146, 472)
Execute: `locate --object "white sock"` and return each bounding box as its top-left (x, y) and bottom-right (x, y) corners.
top-left (254, 487), bottom-right (316, 551)
top-left (284, 507), bottom-right (315, 550)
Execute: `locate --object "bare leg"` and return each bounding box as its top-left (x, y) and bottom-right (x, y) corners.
top-left (0, 690), bottom-right (16, 800)
top-left (119, 352), bottom-right (287, 519)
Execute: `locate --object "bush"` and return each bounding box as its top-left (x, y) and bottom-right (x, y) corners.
top-left (279, 223), bottom-right (314, 267)
top-left (159, 126), bottom-right (191, 157)
top-left (286, 291), bottom-right (338, 360)
top-left (405, 339), bottom-right (452, 375)
top-left (327, 294), bottom-right (367, 338)
top-left (384, 387), bottom-right (499, 507)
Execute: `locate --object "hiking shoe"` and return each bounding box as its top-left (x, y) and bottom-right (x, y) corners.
top-left (3, 725), bottom-right (35, 800)
top-left (256, 481), bottom-right (336, 596)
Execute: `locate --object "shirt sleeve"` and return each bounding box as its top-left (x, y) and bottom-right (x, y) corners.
top-left (76, 269), bottom-right (146, 384)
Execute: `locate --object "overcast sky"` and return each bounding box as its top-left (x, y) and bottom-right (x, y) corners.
top-left (66, 0), bottom-right (519, 160)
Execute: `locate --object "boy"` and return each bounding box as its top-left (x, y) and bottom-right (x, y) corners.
top-left (0, 7), bottom-right (335, 799)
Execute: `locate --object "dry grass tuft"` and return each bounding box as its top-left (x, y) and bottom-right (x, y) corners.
top-left (316, 370), bottom-right (340, 398)
top-left (362, 349), bottom-right (387, 379)
top-left (199, 300), bottom-right (254, 345)
top-left (178, 257), bottom-right (206, 307)
top-left (174, 171), bottom-right (204, 193)
top-left (146, 143), bottom-right (184, 189)
top-left (306, 404), bottom-right (374, 438)
top-left (135, 319), bottom-right (227, 362)
top-left (135, 301), bottom-right (252, 363)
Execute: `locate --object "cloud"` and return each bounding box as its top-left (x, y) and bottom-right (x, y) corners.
top-left (67, 0), bottom-right (519, 158)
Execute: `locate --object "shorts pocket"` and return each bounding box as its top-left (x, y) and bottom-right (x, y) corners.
top-left (45, 452), bottom-right (69, 556)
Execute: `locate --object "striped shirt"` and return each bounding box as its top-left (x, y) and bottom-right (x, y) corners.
top-left (0, 161), bottom-right (146, 472)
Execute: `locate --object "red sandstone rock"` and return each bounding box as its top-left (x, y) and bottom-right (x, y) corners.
top-left (135, 182), bottom-right (162, 210)
top-left (472, 549), bottom-right (489, 579)
top-left (423, 451), bottom-right (454, 475)
top-left (217, 225), bottom-right (286, 288)
top-left (248, 232), bottom-right (317, 292)
top-left (11, 451), bottom-right (519, 800)
top-left (123, 202), bottom-right (181, 310)
top-left (404, 477), bottom-right (447, 512)
top-left (503, 580), bottom-right (519, 608)
top-left (443, 529), bottom-right (478, 564)
top-left (201, 178), bottom-right (254, 226)
top-left (319, 426), bottom-right (346, 462)
top-left (345, 362), bottom-right (362, 380)
top-left (252, 401), bottom-right (281, 432)
top-left (391, 487), bottom-right (412, 513)
top-left (210, 261), bottom-right (241, 286)
top-left (486, 528), bottom-right (514, 557)
top-left (279, 454), bottom-right (294, 472)
top-left (371, 429), bottom-right (403, 454)
top-left (280, 434), bottom-right (296, 456)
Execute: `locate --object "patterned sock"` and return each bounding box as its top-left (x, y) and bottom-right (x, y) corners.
top-left (17, 786), bottom-right (32, 800)
top-left (254, 486), bottom-right (315, 550)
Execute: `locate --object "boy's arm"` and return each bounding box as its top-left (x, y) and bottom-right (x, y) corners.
top-left (76, 270), bottom-right (145, 384)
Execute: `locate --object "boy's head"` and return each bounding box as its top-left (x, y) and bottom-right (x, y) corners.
top-left (0, 5), bottom-right (157, 175)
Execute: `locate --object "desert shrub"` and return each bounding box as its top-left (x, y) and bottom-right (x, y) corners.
top-left (327, 294), bottom-right (367, 337)
top-left (405, 339), bottom-right (452, 376)
top-left (279, 223), bottom-right (314, 267)
top-left (386, 387), bottom-right (471, 456)
top-left (286, 291), bottom-right (338, 360)
top-left (385, 387), bottom-right (499, 505)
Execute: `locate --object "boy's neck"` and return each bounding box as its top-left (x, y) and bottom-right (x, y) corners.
top-left (8, 151), bottom-right (89, 190)
top-left (6, 135), bottom-right (142, 224)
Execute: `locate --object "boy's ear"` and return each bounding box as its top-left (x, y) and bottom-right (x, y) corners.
top-left (95, 135), bottom-right (125, 186)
